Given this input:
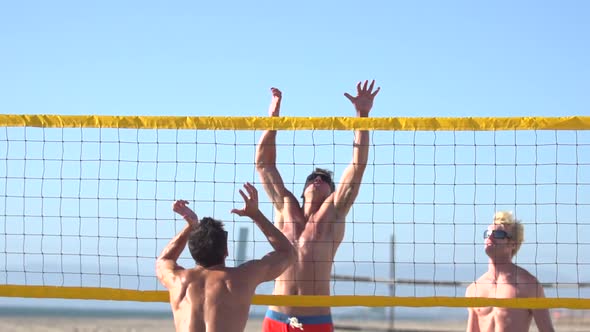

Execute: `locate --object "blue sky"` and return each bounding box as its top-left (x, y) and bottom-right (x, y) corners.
top-left (1, 0), bottom-right (590, 314)
top-left (1, 1), bottom-right (589, 118)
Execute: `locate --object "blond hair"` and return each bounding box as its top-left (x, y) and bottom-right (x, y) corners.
top-left (493, 211), bottom-right (524, 257)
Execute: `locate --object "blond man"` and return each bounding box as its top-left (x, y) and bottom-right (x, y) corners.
top-left (465, 211), bottom-right (555, 332)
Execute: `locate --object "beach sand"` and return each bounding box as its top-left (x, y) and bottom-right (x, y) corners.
top-left (0, 316), bottom-right (462, 332)
top-left (0, 316), bottom-right (589, 332)
top-left (0, 304), bottom-right (588, 332)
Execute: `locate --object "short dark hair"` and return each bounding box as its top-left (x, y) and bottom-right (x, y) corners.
top-left (188, 217), bottom-right (227, 267)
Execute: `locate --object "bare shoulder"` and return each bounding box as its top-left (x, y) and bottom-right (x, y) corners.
top-left (222, 265), bottom-right (264, 292)
top-left (466, 275), bottom-right (490, 297)
top-left (465, 281), bottom-right (477, 296)
top-left (466, 273), bottom-right (495, 297)
top-left (178, 267), bottom-right (201, 285)
top-left (514, 266), bottom-right (545, 297)
top-left (230, 263), bottom-right (261, 281)
top-left (474, 271), bottom-right (493, 284)
top-left (515, 265), bottom-right (539, 283)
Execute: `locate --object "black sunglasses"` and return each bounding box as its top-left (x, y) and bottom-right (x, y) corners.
top-left (483, 229), bottom-right (512, 240)
top-left (306, 173), bottom-right (332, 184)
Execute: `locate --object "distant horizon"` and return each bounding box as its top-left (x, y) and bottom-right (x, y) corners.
top-left (2, 259), bottom-right (589, 298)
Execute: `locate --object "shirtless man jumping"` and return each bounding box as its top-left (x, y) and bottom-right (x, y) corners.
top-left (465, 211), bottom-right (555, 332)
top-left (156, 183), bottom-right (296, 332)
top-left (256, 80), bottom-right (380, 331)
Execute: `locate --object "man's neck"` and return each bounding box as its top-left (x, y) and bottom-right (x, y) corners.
top-left (487, 258), bottom-right (517, 279)
top-left (201, 262), bottom-right (226, 270)
top-left (302, 200), bottom-right (324, 219)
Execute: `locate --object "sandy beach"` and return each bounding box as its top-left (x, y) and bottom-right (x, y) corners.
top-left (0, 316), bottom-right (589, 332)
top-left (0, 316), bottom-right (464, 332)
top-left (0, 302), bottom-right (588, 332)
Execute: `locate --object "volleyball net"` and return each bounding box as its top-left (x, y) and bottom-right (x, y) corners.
top-left (1, 114), bottom-right (589, 309)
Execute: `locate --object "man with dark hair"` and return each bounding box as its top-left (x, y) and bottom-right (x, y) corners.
top-left (256, 81), bottom-right (380, 331)
top-left (186, 217), bottom-right (228, 267)
top-left (156, 182), bottom-right (296, 332)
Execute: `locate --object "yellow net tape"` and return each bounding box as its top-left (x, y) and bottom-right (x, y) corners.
top-left (1, 114), bottom-right (590, 130)
top-left (1, 285), bottom-right (589, 309)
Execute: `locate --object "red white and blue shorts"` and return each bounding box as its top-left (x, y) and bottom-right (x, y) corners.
top-left (262, 309), bottom-right (334, 332)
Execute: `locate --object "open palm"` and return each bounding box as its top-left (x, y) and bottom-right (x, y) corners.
top-left (344, 80), bottom-right (380, 116)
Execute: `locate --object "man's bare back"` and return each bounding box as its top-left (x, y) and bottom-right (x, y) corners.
top-left (156, 183), bottom-right (296, 332)
top-left (168, 268), bottom-right (255, 332)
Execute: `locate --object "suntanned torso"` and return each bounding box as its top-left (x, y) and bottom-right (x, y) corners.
top-left (169, 266), bottom-right (254, 332)
top-left (270, 193), bottom-right (344, 316)
top-left (466, 267), bottom-right (540, 332)
top-left (466, 222), bottom-right (554, 332)
top-left (259, 82), bottom-right (380, 318)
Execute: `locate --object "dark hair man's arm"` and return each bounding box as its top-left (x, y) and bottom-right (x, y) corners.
top-left (156, 200), bottom-right (198, 289)
top-left (231, 183), bottom-right (296, 282)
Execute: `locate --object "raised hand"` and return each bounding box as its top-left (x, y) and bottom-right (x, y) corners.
top-left (344, 80), bottom-right (380, 117)
top-left (173, 200), bottom-right (198, 226)
top-left (230, 182), bottom-right (260, 218)
top-left (268, 87), bottom-right (282, 117)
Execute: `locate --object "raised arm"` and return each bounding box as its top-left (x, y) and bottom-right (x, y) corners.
top-left (255, 87), bottom-right (293, 213)
top-left (334, 80), bottom-right (380, 216)
top-left (155, 200), bottom-right (198, 289)
top-left (231, 183), bottom-right (296, 283)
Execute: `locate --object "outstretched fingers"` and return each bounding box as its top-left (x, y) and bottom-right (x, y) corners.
top-left (241, 182), bottom-right (259, 208)
top-left (230, 207), bottom-right (244, 216)
top-left (231, 183), bottom-right (259, 217)
top-left (344, 92), bottom-right (354, 102)
top-left (238, 186), bottom-right (253, 202)
top-left (359, 80), bottom-right (376, 94)
top-left (237, 189), bottom-right (248, 202)
top-left (371, 86), bottom-right (381, 97)
top-left (360, 80), bottom-right (380, 98)
top-left (345, 80), bottom-right (380, 115)
top-left (368, 80), bottom-right (375, 93)
top-left (231, 191), bottom-right (247, 216)
top-left (347, 80), bottom-right (379, 100)
top-left (243, 182), bottom-right (258, 200)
